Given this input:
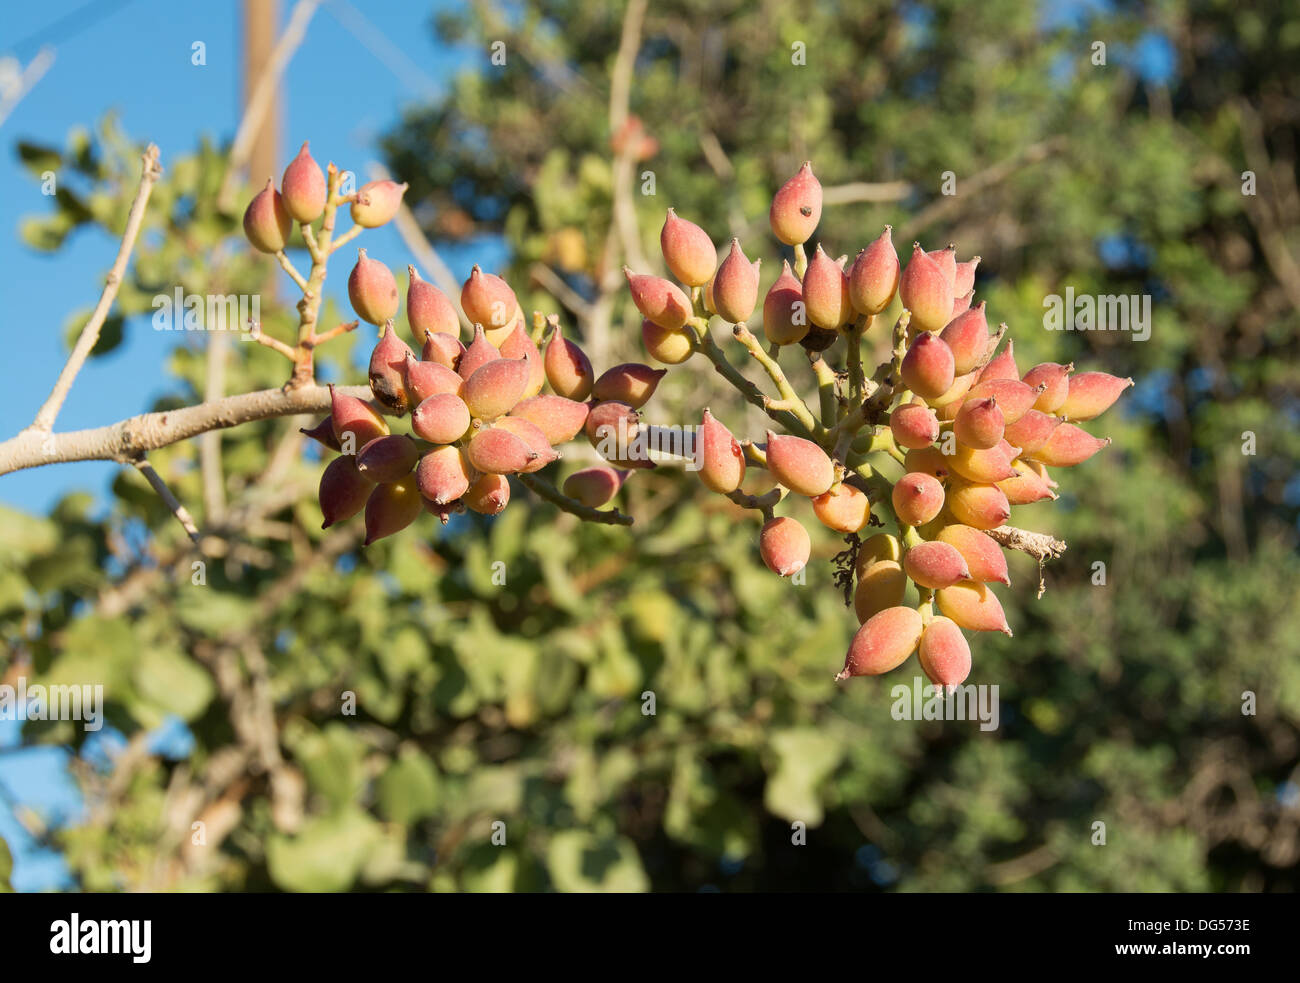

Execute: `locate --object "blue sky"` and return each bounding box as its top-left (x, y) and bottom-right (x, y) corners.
top-left (0, 0), bottom-right (479, 892)
top-left (0, 0), bottom-right (485, 517)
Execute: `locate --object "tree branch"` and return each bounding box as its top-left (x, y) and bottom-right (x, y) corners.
top-left (0, 384), bottom-right (376, 476)
top-left (821, 180), bottom-right (912, 206)
top-left (30, 143), bottom-right (163, 432)
top-left (132, 457), bottom-right (202, 545)
top-left (897, 137), bottom-right (1066, 241)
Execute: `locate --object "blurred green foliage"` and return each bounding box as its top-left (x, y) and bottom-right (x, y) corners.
top-left (2, 0), bottom-right (1299, 891)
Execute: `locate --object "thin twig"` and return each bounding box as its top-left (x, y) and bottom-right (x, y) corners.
top-left (132, 457), bottom-right (202, 545)
top-left (275, 250), bottom-right (310, 294)
top-left (608, 0), bottom-right (650, 276)
top-left (248, 321), bottom-right (298, 360)
top-left (897, 137), bottom-right (1066, 241)
top-left (686, 318), bottom-right (811, 439)
top-left (517, 473), bottom-right (634, 526)
top-left (530, 262), bottom-right (594, 322)
top-left (822, 180), bottom-right (913, 206)
top-left (732, 323), bottom-right (822, 437)
top-left (306, 319), bottom-right (359, 348)
top-left (30, 144), bottom-right (163, 432)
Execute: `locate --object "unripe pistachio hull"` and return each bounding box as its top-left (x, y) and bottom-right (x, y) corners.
top-left (544, 327), bottom-right (595, 399)
top-left (946, 482), bottom-right (1011, 530)
top-left (348, 250), bottom-right (400, 326)
top-left (593, 363), bottom-right (666, 409)
top-left (854, 560), bottom-right (907, 624)
top-left (363, 478), bottom-right (423, 545)
top-left (660, 209), bottom-right (717, 286)
top-left (356, 435), bottom-right (419, 484)
top-left (458, 325), bottom-right (503, 380)
top-left (319, 455), bottom-right (373, 528)
top-left (899, 245), bottom-right (955, 334)
top-left (563, 466), bottom-right (627, 508)
top-left (759, 516), bottom-right (811, 577)
top-left (698, 409), bottom-right (745, 494)
top-left (892, 472), bottom-right (945, 526)
top-left (368, 329), bottom-right (416, 414)
top-left (464, 356), bottom-right (532, 421)
top-left (919, 616), bottom-right (972, 689)
top-left (330, 387), bottom-right (389, 452)
top-left (763, 261), bottom-right (808, 346)
top-left (939, 302), bottom-right (990, 375)
top-left (849, 227), bottom-right (900, 316)
top-left (812, 482), bottom-right (871, 534)
top-left (904, 540), bottom-right (972, 589)
top-left (838, 605), bottom-right (923, 678)
top-left (936, 524), bottom-right (1011, 585)
top-left (407, 268), bottom-right (460, 343)
top-left (467, 427), bottom-right (538, 474)
top-left (1002, 409), bottom-right (1061, 456)
top-left (642, 319), bottom-right (694, 364)
top-left (1021, 362), bottom-right (1071, 412)
top-left (937, 581), bottom-right (1012, 635)
top-left (465, 473), bottom-right (511, 515)
top-left (900, 332), bottom-right (956, 401)
top-left (510, 394), bottom-right (590, 445)
top-left (890, 402), bottom-right (941, 449)
top-left (416, 445), bottom-right (472, 504)
top-left (411, 393), bottom-right (472, 445)
top-left (404, 356), bottom-right (464, 403)
top-left (769, 162), bottom-right (822, 245)
top-left (1057, 372), bottom-right (1133, 421)
top-left (499, 324), bottom-right (546, 398)
top-left (461, 266), bottom-right (518, 331)
top-left (1030, 423), bottom-right (1110, 468)
top-left (493, 416), bottom-right (558, 473)
top-left (856, 533), bottom-right (902, 576)
top-left (765, 431), bottom-right (835, 497)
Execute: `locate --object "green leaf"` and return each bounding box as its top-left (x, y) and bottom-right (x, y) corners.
top-left (460, 844), bottom-right (520, 893)
top-left (16, 141), bottom-right (62, 178)
top-left (18, 212), bottom-right (76, 252)
top-left (62, 309), bottom-right (125, 358)
top-left (131, 647), bottom-right (214, 723)
top-left (291, 723), bottom-right (368, 810)
top-left (546, 832), bottom-right (648, 893)
top-left (375, 748), bottom-right (441, 826)
top-left (266, 810), bottom-right (380, 892)
top-left (172, 591), bottom-right (256, 636)
top-left (0, 506), bottom-right (58, 560)
top-left (764, 729), bottom-right (844, 826)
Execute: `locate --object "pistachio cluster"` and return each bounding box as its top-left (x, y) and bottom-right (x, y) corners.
top-left (243, 143), bottom-right (664, 544)
top-left (625, 162), bottom-right (1130, 688)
